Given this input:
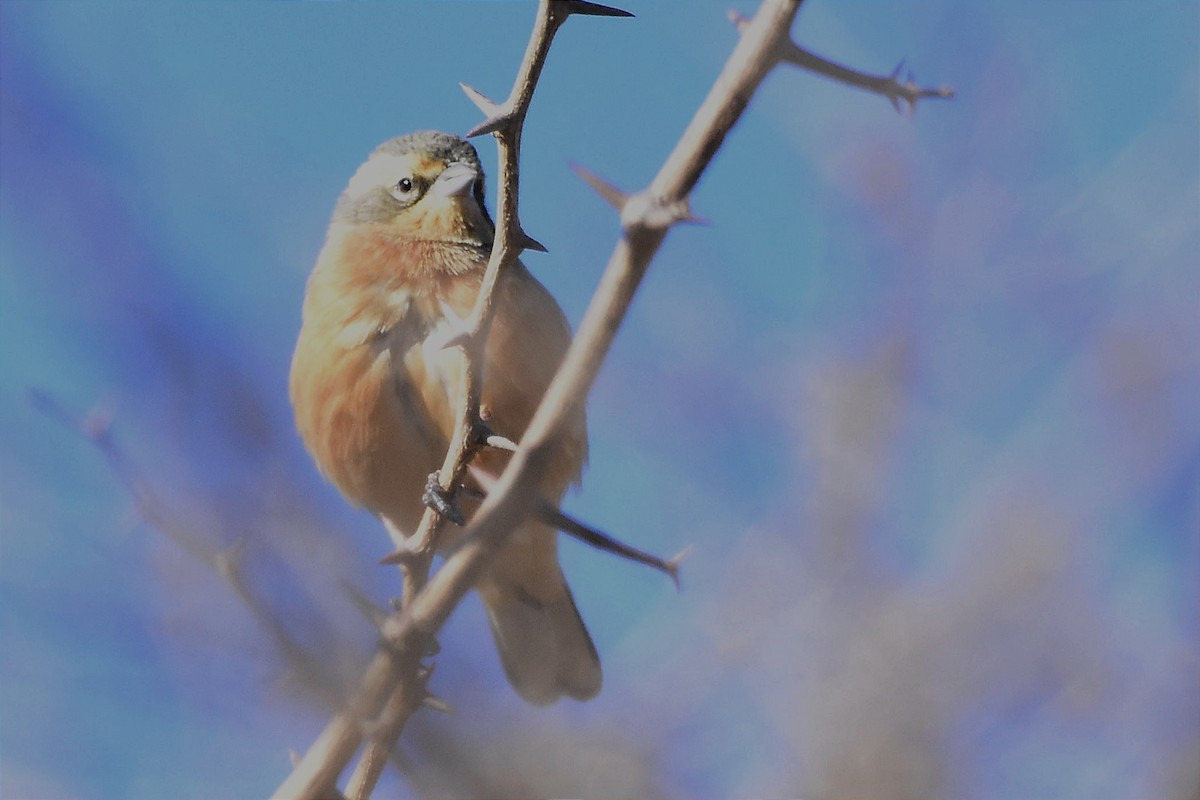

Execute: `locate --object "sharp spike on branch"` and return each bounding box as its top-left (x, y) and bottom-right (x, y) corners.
top-left (465, 466), bottom-right (680, 583)
top-left (518, 228), bottom-right (549, 253)
top-left (664, 545), bottom-right (694, 591)
top-left (438, 330), bottom-right (473, 352)
top-left (379, 546), bottom-right (416, 567)
top-left (562, 0), bottom-right (635, 18)
top-left (472, 419), bottom-right (520, 453)
top-left (485, 433), bottom-right (519, 453)
top-left (466, 112), bottom-right (513, 139)
top-left (459, 82), bottom-right (500, 117)
top-left (422, 694), bottom-right (455, 715)
top-left (727, 9), bottom-right (752, 33)
top-left (570, 162), bottom-right (630, 213)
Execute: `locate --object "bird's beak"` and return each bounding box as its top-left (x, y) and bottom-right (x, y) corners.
top-left (431, 161), bottom-right (478, 199)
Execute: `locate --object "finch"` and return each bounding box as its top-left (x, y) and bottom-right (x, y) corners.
top-left (289, 131), bottom-right (600, 705)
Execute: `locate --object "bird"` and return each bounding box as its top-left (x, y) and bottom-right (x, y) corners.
top-left (289, 131), bottom-right (600, 705)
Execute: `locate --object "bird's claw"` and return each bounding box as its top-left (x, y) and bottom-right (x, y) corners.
top-left (422, 473), bottom-right (466, 526)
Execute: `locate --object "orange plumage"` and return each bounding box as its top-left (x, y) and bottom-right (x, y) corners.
top-left (289, 132), bottom-right (598, 704)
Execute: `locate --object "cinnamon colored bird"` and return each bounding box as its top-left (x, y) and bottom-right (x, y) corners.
top-left (290, 132), bottom-right (599, 705)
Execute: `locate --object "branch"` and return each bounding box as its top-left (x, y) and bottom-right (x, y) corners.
top-left (407, 0), bottom-right (805, 641)
top-left (730, 9), bottom-right (954, 113)
top-left (285, 10), bottom-right (806, 791)
top-left (28, 390), bottom-right (345, 709)
top-left (462, 465), bottom-right (685, 587)
top-left (278, 10), bottom-right (807, 792)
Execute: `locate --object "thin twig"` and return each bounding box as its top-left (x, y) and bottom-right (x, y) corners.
top-left (730, 9), bottom-right (953, 113)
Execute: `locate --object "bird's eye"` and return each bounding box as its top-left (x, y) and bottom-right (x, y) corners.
top-left (389, 175), bottom-right (421, 205)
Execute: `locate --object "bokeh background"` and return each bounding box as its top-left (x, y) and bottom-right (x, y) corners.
top-left (2, 1), bottom-right (1197, 798)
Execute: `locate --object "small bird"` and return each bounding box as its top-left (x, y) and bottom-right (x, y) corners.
top-left (289, 131), bottom-right (599, 705)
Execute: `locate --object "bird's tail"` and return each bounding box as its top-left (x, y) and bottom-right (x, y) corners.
top-left (476, 570), bottom-right (602, 706)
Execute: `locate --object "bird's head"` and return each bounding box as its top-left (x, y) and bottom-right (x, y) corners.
top-left (333, 131), bottom-right (494, 249)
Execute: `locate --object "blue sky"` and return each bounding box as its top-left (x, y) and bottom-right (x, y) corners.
top-left (2, 2), bottom-right (1198, 799)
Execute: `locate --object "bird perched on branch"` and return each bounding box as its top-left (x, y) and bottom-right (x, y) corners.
top-left (289, 131), bottom-right (599, 705)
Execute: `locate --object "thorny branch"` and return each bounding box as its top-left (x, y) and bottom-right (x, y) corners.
top-left (276, 0), bottom-right (954, 796)
top-left (730, 9), bottom-right (954, 113)
top-left (34, 1), bottom-right (952, 797)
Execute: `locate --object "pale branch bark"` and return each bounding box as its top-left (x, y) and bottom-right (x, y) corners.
top-left (730, 9), bottom-right (954, 112)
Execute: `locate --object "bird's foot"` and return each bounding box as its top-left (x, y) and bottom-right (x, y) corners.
top-left (422, 472), bottom-right (466, 526)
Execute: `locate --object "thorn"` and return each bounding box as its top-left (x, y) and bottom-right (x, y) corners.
top-left (473, 419), bottom-right (519, 453)
top-left (459, 82), bottom-right (500, 117)
top-left (727, 9), bottom-right (751, 32)
top-left (518, 228), bottom-right (549, 253)
top-left (485, 433), bottom-right (519, 453)
top-left (379, 546), bottom-right (417, 567)
top-left (439, 330), bottom-right (473, 352)
top-left (466, 112), bottom-right (513, 139)
top-left (570, 162), bottom-right (629, 213)
top-left (563, 0), bottom-right (634, 18)
top-left (422, 693), bottom-right (455, 715)
top-left (288, 749), bottom-right (301, 768)
top-left (664, 545), bottom-right (693, 591)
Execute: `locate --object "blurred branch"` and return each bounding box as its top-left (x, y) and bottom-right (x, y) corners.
top-left (27, 389), bottom-right (346, 709)
top-left (730, 9), bottom-right (954, 113)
